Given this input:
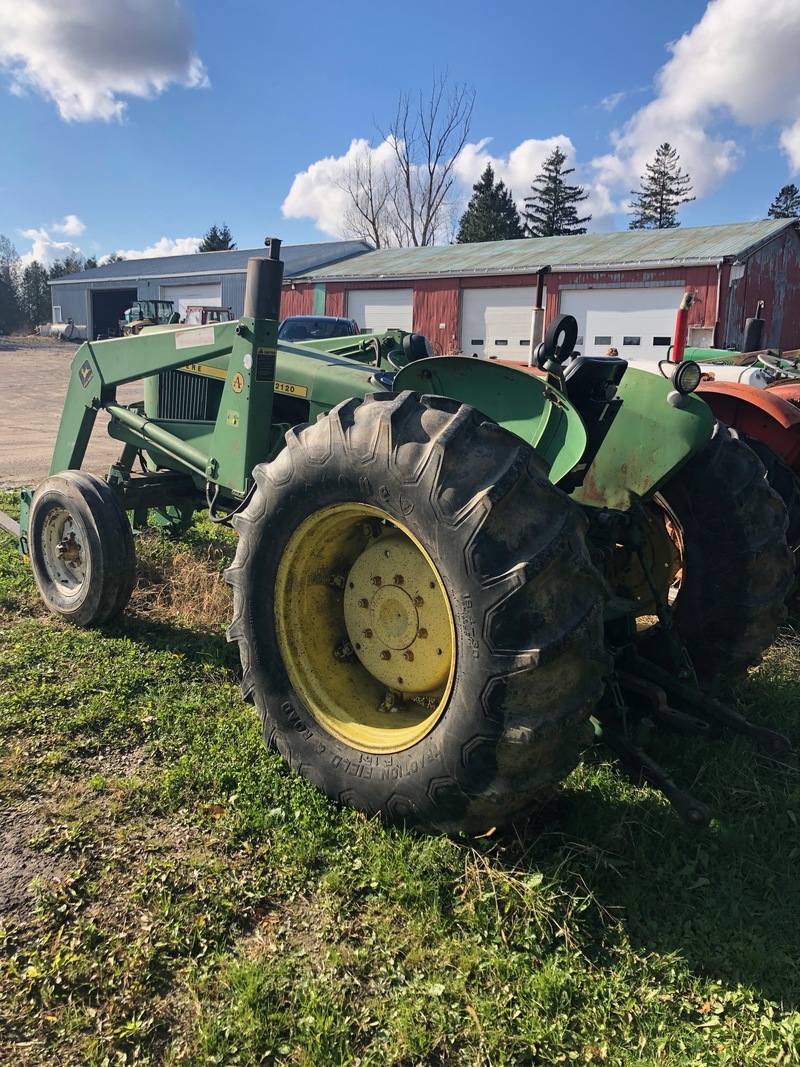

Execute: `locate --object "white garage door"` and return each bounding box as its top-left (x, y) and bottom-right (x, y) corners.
top-left (161, 283), bottom-right (222, 322)
top-left (559, 286), bottom-right (685, 361)
top-left (460, 287), bottom-right (541, 359)
top-left (347, 289), bottom-right (413, 332)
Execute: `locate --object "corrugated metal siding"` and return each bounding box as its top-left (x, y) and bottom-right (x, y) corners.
top-left (49, 240), bottom-right (373, 286)
top-left (724, 228), bottom-right (800, 349)
top-left (279, 286), bottom-right (315, 318)
top-left (50, 287), bottom-right (88, 325)
top-left (299, 221), bottom-right (797, 282)
top-left (413, 280), bottom-right (459, 353)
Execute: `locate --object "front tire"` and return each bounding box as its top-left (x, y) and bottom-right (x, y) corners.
top-left (225, 392), bottom-right (609, 835)
top-left (29, 471), bottom-right (136, 627)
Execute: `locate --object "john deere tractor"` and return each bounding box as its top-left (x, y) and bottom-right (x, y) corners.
top-left (8, 242), bottom-right (794, 834)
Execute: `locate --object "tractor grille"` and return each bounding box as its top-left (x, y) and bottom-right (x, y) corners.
top-left (158, 370), bottom-right (217, 421)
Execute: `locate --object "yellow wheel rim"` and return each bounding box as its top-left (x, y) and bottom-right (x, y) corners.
top-left (274, 503), bottom-right (456, 753)
top-left (609, 499), bottom-right (684, 622)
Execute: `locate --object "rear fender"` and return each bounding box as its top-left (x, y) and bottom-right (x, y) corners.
top-left (393, 356), bottom-right (587, 484)
top-left (697, 381), bottom-right (800, 469)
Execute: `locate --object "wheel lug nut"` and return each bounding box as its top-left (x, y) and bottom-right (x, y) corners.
top-left (403, 650), bottom-right (414, 662)
top-left (358, 598), bottom-right (369, 608)
top-left (393, 574), bottom-right (404, 585)
top-left (418, 629), bottom-right (428, 639)
top-left (371, 575), bottom-right (381, 586)
top-left (412, 596), bottom-right (424, 608)
top-left (363, 629), bottom-right (373, 638)
top-left (380, 650), bottom-right (391, 660)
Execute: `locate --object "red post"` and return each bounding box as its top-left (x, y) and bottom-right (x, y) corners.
top-left (671, 292), bottom-right (694, 363)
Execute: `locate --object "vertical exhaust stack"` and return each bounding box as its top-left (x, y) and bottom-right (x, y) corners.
top-left (527, 265), bottom-right (551, 366)
top-left (243, 237), bottom-right (284, 322)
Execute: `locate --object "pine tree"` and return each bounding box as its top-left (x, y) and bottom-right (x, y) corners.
top-left (523, 148), bottom-right (591, 237)
top-left (0, 234), bottom-right (21, 334)
top-left (767, 184), bottom-right (800, 219)
top-left (48, 253), bottom-right (85, 278)
top-left (629, 143), bottom-right (694, 229)
top-left (19, 261), bottom-right (51, 328)
top-left (198, 223), bottom-right (237, 252)
top-left (456, 164), bottom-right (524, 243)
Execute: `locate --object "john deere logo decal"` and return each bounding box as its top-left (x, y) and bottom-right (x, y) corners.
top-left (79, 360), bottom-right (93, 388)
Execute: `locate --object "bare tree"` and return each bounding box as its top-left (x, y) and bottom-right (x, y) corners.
top-left (384, 74), bottom-right (475, 247)
top-left (338, 143), bottom-right (397, 248)
top-left (337, 75), bottom-right (475, 248)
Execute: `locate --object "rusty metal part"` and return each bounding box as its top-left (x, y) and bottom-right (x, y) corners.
top-left (697, 380), bottom-right (800, 468)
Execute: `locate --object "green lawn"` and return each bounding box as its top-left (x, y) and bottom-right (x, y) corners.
top-left (1, 492), bottom-right (798, 1066)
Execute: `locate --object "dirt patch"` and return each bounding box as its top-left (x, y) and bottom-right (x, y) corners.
top-left (0, 800), bottom-right (71, 916)
top-left (0, 335), bottom-right (142, 490)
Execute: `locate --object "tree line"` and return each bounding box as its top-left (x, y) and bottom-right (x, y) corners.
top-left (0, 223), bottom-right (236, 335)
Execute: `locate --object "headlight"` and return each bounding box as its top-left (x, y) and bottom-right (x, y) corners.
top-left (658, 359), bottom-right (702, 395)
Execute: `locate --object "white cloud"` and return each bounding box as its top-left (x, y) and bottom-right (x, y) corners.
top-left (52, 214), bottom-right (86, 236)
top-left (0, 0), bottom-right (208, 122)
top-left (283, 133), bottom-right (617, 239)
top-left (18, 226), bottom-right (82, 269)
top-left (600, 92), bottom-right (625, 113)
top-left (113, 236), bottom-right (203, 259)
top-left (593, 0), bottom-right (800, 196)
top-left (282, 138), bottom-right (397, 238)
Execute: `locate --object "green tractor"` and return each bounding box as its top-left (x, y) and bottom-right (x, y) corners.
top-left (9, 243), bottom-right (794, 834)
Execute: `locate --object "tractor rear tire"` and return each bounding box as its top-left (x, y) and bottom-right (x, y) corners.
top-left (29, 471), bottom-right (136, 627)
top-left (225, 391), bottom-right (609, 835)
top-left (732, 431), bottom-right (800, 586)
top-left (645, 423), bottom-right (793, 689)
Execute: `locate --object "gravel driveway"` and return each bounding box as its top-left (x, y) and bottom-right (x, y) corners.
top-left (0, 336), bottom-right (142, 490)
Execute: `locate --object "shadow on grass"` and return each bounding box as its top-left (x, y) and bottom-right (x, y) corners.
top-left (103, 611), bottom-right (241, 674)
top-left (489, 719), bottom-right (800, 1008)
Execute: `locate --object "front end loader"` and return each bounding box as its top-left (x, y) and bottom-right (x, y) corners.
top-left (6, 244), bottom-right (794, 834)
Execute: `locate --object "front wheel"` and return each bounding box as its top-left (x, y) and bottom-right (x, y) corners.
top-left (225, 392), bottom-right (609, 834)
top-left (28, 471), bottom-right (136, 626)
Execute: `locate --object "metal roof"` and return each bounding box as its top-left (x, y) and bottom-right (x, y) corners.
top-left (50, 239), bottom-right (373, 286)
top-left (296, 220), bottom-right (798, 281)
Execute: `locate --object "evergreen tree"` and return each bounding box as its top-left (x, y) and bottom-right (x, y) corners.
top-left (104, 252), bottom-right (126, 264)
top-left (198, 223), bottom-right (237, 252)
top-left (48, 253), bottom-right (85, 278)
top-left (0, 234), bottom-right (21, 333)
top-left (767, 184), bottom-right (800, 219)
top-left (629, 143), bottom-right (694, 229)
top-left (523, 148), bottom-right (591, 237)
top-left (84, 256), bottom-right (98, 270)
top-left (19, 261), bottom-right (51, 328)
top-left (456, 164), bottom-right (524, 243)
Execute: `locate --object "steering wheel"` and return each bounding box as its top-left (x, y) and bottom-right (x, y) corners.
top-left (757, 352), bottom-right (800, 379)
top-left (534, 314), bottom-right (578, 370)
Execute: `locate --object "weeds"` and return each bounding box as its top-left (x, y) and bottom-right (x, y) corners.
top-left (1, 492), bottom-right (798, 1065)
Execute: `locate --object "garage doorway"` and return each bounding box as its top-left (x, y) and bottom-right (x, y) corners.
top-left (91, 289), bottom-right (137, 340)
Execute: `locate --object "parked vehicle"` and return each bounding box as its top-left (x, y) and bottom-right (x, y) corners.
top-left (120, 300), bottom-right (179, 336)
top-left (183, 306), bottom-right (234, 326)
top-left (278, 315), bottom-right (360, 342)
top-left (3, 244), bottom-right (793, 835)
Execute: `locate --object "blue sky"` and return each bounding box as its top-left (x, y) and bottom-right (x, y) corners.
top-left (1, 0), bottom-right (800, 266)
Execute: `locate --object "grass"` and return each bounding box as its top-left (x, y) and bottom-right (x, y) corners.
top-left (0, 489), bottom-right (799, 1065)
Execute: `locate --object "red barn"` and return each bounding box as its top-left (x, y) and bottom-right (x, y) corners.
top-left (280, 220), bottom-right (800, 359)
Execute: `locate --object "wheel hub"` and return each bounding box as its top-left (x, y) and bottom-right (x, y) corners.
top-left (273, 502), bottom-right (456, 753)
top-left (343, 534), bottom-right (451, 693)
